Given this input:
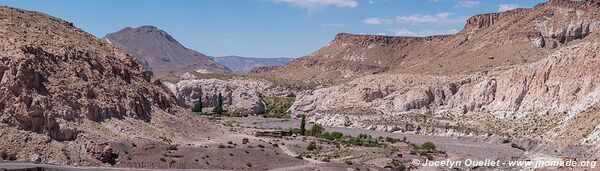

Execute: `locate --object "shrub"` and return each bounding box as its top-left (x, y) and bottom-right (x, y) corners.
top-left (218, 144), bottom-right (226, 148)
top-left (262, 96), bottom-right (294, 118)
top-left (330, 132), bottom-right (344, 139)
top-left (246, 163), bottom-right (253, 167)
top-left (0, 150), bottom-right (7, 160)
top-left (421, 141), bottom-right (436, 151)
top-left (167, 145), bottom-right (178, 151)
top-left (291, 128), bottom-right (302, 134)
top-left (295, 155), bottom-right (303, 159)
top-left (345, 160), bottom-right (353, 165)
top-left (322, 132), bottom-right (335, 140)
top-left (385, 137), bottom-right (398, 143)
top-left (272, 143), bottom-right (279, 147)
top-left (307, 142), bottom-right (317, 151)
top-left (310, 124), bottom-right (324, 137)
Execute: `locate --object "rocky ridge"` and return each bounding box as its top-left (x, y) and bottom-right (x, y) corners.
top-left (214, 56), bottom-right (292, 73)
top-left (258, 0), bottom-right (600, 83)
top-left (291, 23), bottom-right (600, 156)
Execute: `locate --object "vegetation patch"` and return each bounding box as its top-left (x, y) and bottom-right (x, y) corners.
top-left (261, 96), bottom-right (294, 118)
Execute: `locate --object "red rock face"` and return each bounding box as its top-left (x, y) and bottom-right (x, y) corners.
top-left (0, 7), bottom-right (176, 141)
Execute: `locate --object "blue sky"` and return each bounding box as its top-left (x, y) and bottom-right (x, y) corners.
top-left (1, 0), bottom-right (545, 58)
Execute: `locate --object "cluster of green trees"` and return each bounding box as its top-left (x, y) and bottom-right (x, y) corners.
top-left (262, 96), bottom-right (294, 118)
top-left (191, 93), bottom-right (223, 115)
top-left (295, 115), bottom-right (438, 150)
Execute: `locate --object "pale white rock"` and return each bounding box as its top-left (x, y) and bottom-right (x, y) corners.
top-left (291, 41), bottom-right (600, 146)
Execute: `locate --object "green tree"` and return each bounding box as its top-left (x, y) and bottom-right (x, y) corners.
top-left (300, 115), bottom-right (306, 136)
top-left (213, 93), bottom-right (223, 115)
top-left (421, 141), bottom-right (436, 151)
top-left (310, 124), bottom-right (324, 137)
top-left (191, 96), bottom-right (203, 113)
top-left (330, 132), bottom-right (344, 139)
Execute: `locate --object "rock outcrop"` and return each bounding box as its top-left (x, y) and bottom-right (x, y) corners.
top-left (162, 72), bottom-right (294, 114)
top-left (0, 7), bottom-right (175, 141)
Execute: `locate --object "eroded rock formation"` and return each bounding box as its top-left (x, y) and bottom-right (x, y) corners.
top-left (0, 7), bottom-right (175, 141)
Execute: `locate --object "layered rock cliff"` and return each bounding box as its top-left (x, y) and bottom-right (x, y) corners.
top-left (259, 0), bottom-right (600, 83)
top-left (285, 0), bottom-right (600, 155)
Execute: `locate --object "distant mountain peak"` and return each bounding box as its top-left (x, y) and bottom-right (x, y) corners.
top-left (214, 56), bottom-right (293, 73)
top-left (104, 26), bottom-right (231, 77)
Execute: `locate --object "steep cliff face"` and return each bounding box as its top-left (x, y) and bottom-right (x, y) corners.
top-left (161, 72), bottom-right (295, 115)
top-left (292, 34), bottom-right (600, 150)
top-left (259, 0), bottom-right (600, 82)
top-left (286, 0), bottom-right (600, 154)
top-left (103, 26), bottom-right (231, 77)
top-left (0, 7), bottom-right (175, 141)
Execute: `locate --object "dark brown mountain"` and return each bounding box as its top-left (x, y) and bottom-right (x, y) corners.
top-left (103, 26), bottom-right (231, 77)
top-left (257, 0), bottom-right (600, 82)
top-left (214, 56), bottom-right (292, 73)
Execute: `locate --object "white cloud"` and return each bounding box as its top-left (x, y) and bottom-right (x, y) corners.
top-left (368, 0), bottom-right (374, 4)
top-left (455, 0), bottom-right (479, 8)
top-left (396, 12), bottom-right (460, 24)
top-left (498, 4), bottom-right (519, 12)
top-left (392, 28), bottom-right (459, 36)
top-left (362, 17), bottom-right (392, 25)
top-left (273, 0), bottom-right (357, 10)
top-left (322, 23), bottom-right (346, 27)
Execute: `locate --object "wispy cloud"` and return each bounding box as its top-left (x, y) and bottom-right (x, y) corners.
top-left (498, 4), bottom-right (519, 12)
top-left (322, 23), bottom-right (346, 27)
top-left (392, 28), bottom-right (459, 36)
top-left (395, 12), bottom-right (463, 24)
top-left (454, 0), bottom-right (479, 8)
top-left (273, 0), bottom-right (358, 10)
top-left (362, 17), bottom-right (392, 25)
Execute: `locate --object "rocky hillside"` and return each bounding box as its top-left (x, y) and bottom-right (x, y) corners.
top-left (103, 26), bottom-right (231, 77)
top-left (289, 0), bottom-right (600, 155)
top-left (259, 0), bottom-right (600, 82)
top-left (0, 6), bottom-right (204, 166)
top-left (214, 56), bottom-right (292, 73)
top-left (0, 7), bottom-right (177, 141)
